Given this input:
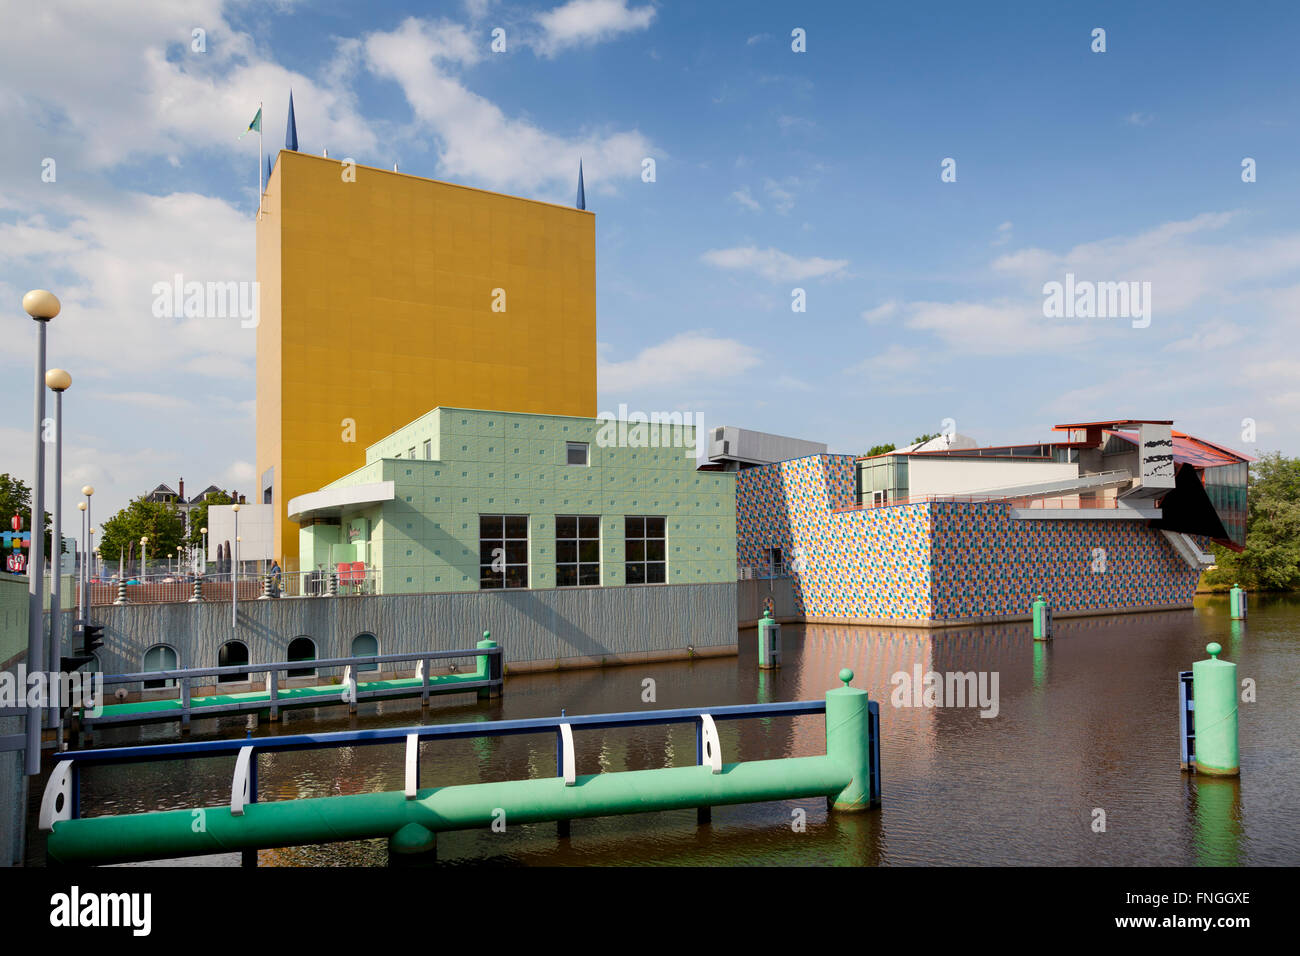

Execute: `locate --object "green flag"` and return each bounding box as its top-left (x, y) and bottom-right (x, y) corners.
top-left (239, 107), bottom-right (262, 139)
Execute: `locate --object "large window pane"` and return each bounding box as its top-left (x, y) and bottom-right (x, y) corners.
top-left (479, 514), bottom-right (529, 589)
top-left (624, 515), bottom-right (667, 586)
top-left (556, 513), bottom-right (600, 587)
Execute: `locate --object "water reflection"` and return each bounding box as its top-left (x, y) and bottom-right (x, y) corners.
top-left (28, 593), bottom-right (1300, 866)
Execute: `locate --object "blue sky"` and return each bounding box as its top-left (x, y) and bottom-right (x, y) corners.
top-left (2, 0), bottom-right (1298, 528)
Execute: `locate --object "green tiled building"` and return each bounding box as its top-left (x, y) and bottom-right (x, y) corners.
top-left (287, 407), bottom-right (737, 594)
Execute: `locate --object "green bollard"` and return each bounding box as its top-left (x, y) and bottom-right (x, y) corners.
top-left (825, 668), bottom-right (872, 811)
top-left (757, 610), bottom-right (781, 669)
top-left (1032, 594), bottom-right (1052, 641)
top-left (1229, 584), bottom-right (1247, 621)
top-left (475, 631), bottom-right (498, 701)
top-left (1191, 643), bottom-right (1239, 777)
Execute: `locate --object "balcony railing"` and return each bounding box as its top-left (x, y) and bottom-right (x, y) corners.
top-left (85, 566), bottom-right (383, 606)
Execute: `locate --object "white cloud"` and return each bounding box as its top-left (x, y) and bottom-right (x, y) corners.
top-left (846, 344), bottom-right (928, 376)
top-left (0, 190), bottom-right (256, 376)
top-left (0, 0), bottom-right (376, 171)
top-left (861, 301), bottom-right (899, 324)
top-left (598, 331), bottom-right (761, 392)
top-left (700, 245), bottom-right (847, 281)
top-left (1165, 322), bottom-right (1245, 352)
top-left (762, 177), bottom-right (796, 213)
top-left (362, 16), bottom-right (655, 198)
top-left (533, 0), bottom-right (656, 57)
top-left (730, 187), bottom-right (760, 211)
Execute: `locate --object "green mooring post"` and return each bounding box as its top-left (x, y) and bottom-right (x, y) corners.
top-left (826, 668), bottom-right (872, 811)
top-left (757, 610), bottom-right (781, 669)
top-left (475, 631), bottom-right (499, 701)
top-left (1032, 594), bottom-right (1052, 641)
top-left (1192, 643), bottom-right (1239, 777)
top-left (1229, 584), bottom-right (1247, 621)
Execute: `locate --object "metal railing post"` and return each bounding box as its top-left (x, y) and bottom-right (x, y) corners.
top-left (180, 677), bottom-right (192, 734)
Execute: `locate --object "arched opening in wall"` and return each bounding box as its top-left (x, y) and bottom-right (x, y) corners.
top-left (142, 644), bottom-right (178, 690)
top-left (351, 632), bottom-right (379, 674)
top-left (287, 636), bottom-right (316, 678)
top-left (217, 640), bottom-right (250, 683)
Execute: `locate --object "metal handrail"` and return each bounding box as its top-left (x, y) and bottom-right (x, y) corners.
top-left (56, 700), bottom-right (828, 767)
top-left (101, 647), bottom-right (500, 686)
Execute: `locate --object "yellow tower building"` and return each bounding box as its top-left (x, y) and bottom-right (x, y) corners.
top-left (256, 150), bottom-right (597, 565)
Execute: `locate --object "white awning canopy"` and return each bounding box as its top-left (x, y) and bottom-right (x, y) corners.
top-left (287, 481), bottom-right (395, 523)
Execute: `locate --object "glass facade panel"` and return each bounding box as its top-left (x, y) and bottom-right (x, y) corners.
top-left (1202, 462), bottom-right (1248, 548)
top-left (480, 514), bottom-right (529, 589)
top-left (625, 515), bottom-right (667, 584)
top-left (556, 514), bottom-right (600, 587)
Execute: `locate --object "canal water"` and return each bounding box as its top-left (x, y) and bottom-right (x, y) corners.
top-left (28, 594), bottom-right (1300, 866)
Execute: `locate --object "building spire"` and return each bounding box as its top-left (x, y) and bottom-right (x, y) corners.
top-left (285, 90), bottom-right (298, 152)
top-left (576, 159), bottom-right (585, 210)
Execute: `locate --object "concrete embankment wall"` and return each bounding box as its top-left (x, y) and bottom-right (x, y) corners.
top-left (90, 581), bottom-right (738, 679)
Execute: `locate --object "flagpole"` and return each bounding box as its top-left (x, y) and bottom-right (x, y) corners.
top-left (257, 100), bottom-right (263, 217)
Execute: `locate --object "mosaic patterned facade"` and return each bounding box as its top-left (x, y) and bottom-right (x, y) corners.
top-left (737, 455), bottom-right (1201, 623)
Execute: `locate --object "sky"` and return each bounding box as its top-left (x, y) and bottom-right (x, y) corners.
top-left (1, 0), bottom-right (1298, 532)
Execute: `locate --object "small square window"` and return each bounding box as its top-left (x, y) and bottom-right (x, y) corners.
top-left (566, 442), bottom-right (589, 466)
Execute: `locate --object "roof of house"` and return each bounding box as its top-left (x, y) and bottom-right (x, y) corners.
top-left (1104, 430), bottom-right (1254, 467)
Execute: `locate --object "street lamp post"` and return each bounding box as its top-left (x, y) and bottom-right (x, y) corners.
top-left (22, 289), bottom-right (59, 775)
top-left (77, 502), bottom-right (87, 616)
top-left (79, 485), bottom-right (93, 620)
top-left (231, 504), bottom-right (240, 629)
top-left (140, 535), bottom-right (148, 586)
top-left (200, 526), bottom-right (208, 574)
top-left (44, 369), bottom-right (70, 730)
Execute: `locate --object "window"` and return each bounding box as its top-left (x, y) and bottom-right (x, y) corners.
top-left (408, 446), bottom-right (416, 459)
top-left (287, 636), bottom-right (316, 678)
top-left (566, 441), bottom-right (589, 466)
top-left (142, 644), bottom-right (178, 689)
top-left (624, 516), bottom-right (666, 584)
top-left (556, 515), bottom-right (600, 586)
top-left (423, 439), bottom-right (432, 460)
top-left (769, 547), bottom-right (784, 576)
top-left (217, 640), bottom-right (249, 683)
top-left (479, 514), bottom-right (529, 589)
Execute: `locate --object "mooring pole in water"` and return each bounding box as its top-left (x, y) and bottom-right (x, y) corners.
top-left (1191, 643), bottom-right (1239, 777)
top-left (1229, 584), bottom-right (1247, 621)
top-left (475, 631), bottom-right (499, 701)
top-left (757, 609), bottom-right (781, 669)
top-left (826, 669), bottom-right (874, 811)
top-left (1032, 594), bottom-right (1052, 641)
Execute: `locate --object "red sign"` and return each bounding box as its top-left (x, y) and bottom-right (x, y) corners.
top-left (9, 514), bottom-right (21, 532)
top-left (6, 552), bottom-right (26, 573)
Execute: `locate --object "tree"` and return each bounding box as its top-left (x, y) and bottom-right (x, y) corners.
top-left (912, 432), bottom-right (941, 445)
top-left (98, 496), bottom-right (185, 572)
top-left (1203, 452), bottom-right (1300, 591)
top-left (186, 489), bottom-right (233, 548)
top-left (866, 443), bottom-right (896, 457)
top-left (0, 472), bottom-right (54, 559)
